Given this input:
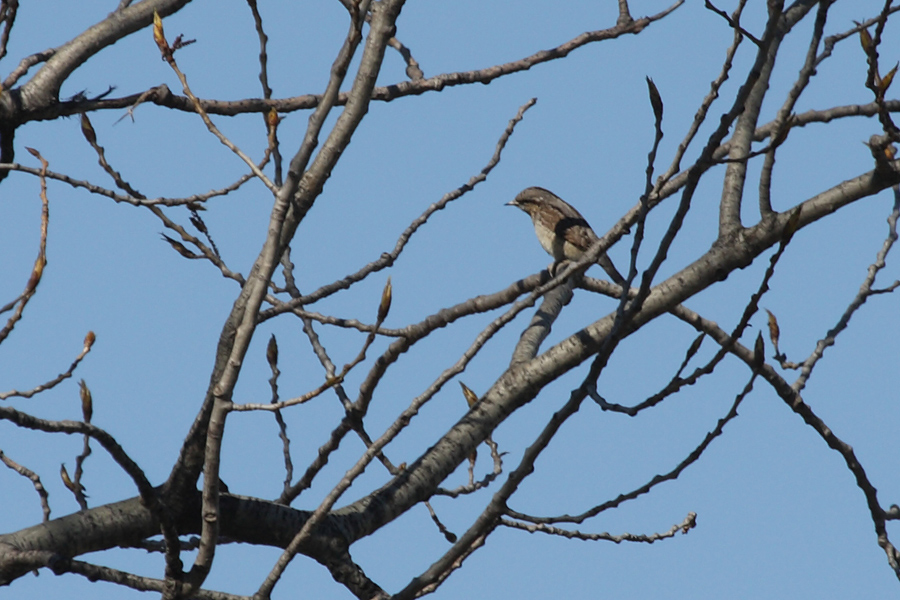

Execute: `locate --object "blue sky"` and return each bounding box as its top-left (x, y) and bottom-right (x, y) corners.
top-left (2, 1), bottom-right (899, 598)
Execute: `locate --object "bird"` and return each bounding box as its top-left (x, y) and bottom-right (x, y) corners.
top-left (507, 186), bottom-right (626, 285)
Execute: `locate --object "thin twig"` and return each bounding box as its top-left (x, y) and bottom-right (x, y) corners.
top-left (792, 186), bottom-right (899, 392)
top-left (153, 15), bottom-right (275, 191)
top-left (258, 98), bottom-right (537, 320)
top-left (670, 301), bottom-right (900, 579)
top-left (0, 450), bottom-right (51, 521)
top-left (0, 332), bottom-right (95, 399)
top-left (0, 148), bottom-right (48, 346)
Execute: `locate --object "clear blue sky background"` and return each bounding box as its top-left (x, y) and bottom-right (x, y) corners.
top-left (2, 1), bottom-right (899, 598)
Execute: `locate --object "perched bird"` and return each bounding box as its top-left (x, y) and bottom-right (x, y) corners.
top-left (507, 186), bottom-right (625, 285)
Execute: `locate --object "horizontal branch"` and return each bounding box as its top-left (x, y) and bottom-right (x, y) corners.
top-left (0, 407), bottom-right (153, 499)
top-left (37, 2), bottom-right (681, 121)
top-left (500, 512), bottom-right (697, 543)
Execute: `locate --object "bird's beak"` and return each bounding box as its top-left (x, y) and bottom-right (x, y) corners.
top-left (505, 200), bottom-right (517, 207)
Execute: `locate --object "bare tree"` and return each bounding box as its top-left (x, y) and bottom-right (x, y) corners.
top-left (1, 1), bottom-right (899, 599)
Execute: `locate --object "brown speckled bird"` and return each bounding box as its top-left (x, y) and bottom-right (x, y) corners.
top-left (507, 186), bottom-right (625, 285)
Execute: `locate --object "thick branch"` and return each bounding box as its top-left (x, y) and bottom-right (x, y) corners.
top-left (335, 161), bottom-right (900, 545)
